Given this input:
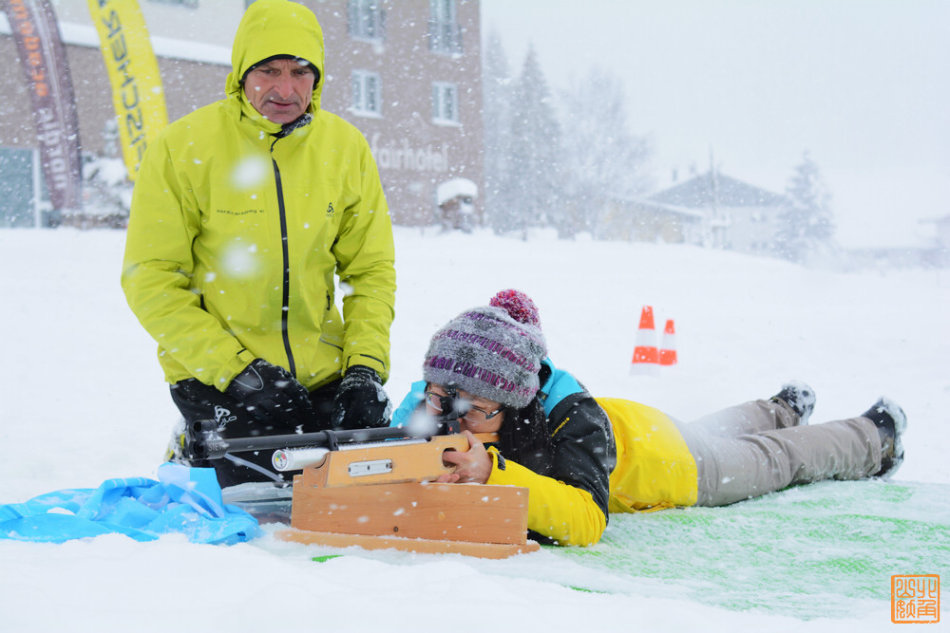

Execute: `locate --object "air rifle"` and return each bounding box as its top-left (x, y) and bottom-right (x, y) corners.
top-left (184, 418), bottom-right (498, 487)
top-left (181, 385), bottom-right (484, 476)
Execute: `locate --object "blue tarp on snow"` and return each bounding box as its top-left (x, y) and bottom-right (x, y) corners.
top-left (0, 462), bottom-right (260, 545)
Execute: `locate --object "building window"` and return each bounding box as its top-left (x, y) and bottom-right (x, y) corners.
top-left (432, 82), bottom-right (459, 125)
top-left (428, 0), bottom-right (462, 55)
top-left (352, 71), bottom-right (382, 116)
top-left (349, 0), bottom-right (385, 41)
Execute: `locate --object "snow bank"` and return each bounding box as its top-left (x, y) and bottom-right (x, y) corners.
top-left (0, 226), bottom-right (946, 632)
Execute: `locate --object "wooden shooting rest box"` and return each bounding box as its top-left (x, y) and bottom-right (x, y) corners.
top-left (275, 433), bottom-right (540, 559)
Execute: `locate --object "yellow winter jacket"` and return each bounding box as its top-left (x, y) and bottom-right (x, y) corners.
top-left (599, 398), bottom-right (698, 512)
top-left (486, 394), bottom-right (697, 546)
top-left (121, 0), bottom-right (395, 392)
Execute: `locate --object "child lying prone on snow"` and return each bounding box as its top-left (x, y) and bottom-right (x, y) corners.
top-left (391, 290), bottom-right (906, 546)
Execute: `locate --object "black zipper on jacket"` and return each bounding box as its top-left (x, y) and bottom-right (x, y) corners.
top-left (267, 116), bottom-right (311, 378)
top-left (271, 156), bottom-right (297, 377)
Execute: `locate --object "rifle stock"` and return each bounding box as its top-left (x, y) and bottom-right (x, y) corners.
top-left (285, 432), bottom-right (499, 484)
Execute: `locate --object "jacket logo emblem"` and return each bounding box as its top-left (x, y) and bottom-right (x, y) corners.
top-left (326, 202), bottom-right (335, 217)
top-left (213, 405), bottom-right (238, 427)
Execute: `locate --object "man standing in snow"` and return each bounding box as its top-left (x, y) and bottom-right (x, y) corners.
top-left (121, 0), bottom-right (395, 487)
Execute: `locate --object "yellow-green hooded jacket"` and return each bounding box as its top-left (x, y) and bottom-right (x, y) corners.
top-left (121, 0), bottom-right (395, 392)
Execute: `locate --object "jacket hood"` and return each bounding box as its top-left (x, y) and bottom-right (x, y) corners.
top-left (225, 0), bottom-right (326, 114)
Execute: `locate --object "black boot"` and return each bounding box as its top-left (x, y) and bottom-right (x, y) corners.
top-left (862, 397), bottom-right (907, 478)
top-left (770, 381), bottom-right (816, 425)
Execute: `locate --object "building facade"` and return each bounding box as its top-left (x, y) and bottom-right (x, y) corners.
top-left (0, 0), bottom-right (483, 227)
top-left (648, 170), bottom-right (790, 254)
top-left (595, 196), bottom-right (704, 245)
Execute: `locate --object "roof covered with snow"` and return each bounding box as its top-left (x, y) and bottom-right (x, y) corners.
top-left (649, 170), bottom-right (788, 209)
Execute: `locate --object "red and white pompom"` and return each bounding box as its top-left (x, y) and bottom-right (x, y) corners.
top-left (489, 289), bottom-right (541, 327)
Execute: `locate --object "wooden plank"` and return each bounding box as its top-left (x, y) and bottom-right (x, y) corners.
top-left (291, 481), bottom-right (530, 545)
top-left (275, 528), bottom-right (541, 559)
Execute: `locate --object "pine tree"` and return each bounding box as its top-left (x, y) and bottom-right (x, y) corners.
top-left (500, 45), bottom-right (563, 239)
top-left (775, 151), bottom-right (835, 262)
top-left (481, 30), bottom-right (514, 233)
top-left (558, 67), bottom-right (652, 237)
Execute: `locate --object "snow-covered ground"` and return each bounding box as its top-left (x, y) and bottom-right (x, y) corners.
top-left (1, 226), bottom-right (947, 632)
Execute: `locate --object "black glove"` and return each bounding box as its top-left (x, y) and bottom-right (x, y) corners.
top-left (331, 366), bottom-right (392, 430)
top-left (225, 359), bottom-right (312, 427)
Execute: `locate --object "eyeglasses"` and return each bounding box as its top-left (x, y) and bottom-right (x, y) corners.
top-left (424, 390), bottom-right (503, 424)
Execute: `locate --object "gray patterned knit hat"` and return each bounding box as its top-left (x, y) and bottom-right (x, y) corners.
top-left (422, 294), bottom-right (547, 409)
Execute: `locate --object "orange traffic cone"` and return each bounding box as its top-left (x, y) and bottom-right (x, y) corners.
top-left (630, 305), bottom-right (659, 374)
top-left (659, 319), bottom-right (678, 366)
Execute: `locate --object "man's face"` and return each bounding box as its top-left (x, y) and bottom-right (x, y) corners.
top-left (243, 58), bottom-right (315, 124)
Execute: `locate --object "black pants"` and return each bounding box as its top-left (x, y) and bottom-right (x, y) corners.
top-left (170, 378), bottom-right (340, 488)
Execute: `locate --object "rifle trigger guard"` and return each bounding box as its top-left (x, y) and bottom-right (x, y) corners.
top-left (324, 429), bottom-right (340, 452)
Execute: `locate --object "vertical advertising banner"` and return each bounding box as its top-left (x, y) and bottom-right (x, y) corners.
top-left (2, 0), bottom-right (83, 212)
top-left (87, 0), bottom-right (168, 181)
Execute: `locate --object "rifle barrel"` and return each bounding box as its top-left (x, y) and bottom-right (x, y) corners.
top-left (200, 426), bottom-right (423, 459)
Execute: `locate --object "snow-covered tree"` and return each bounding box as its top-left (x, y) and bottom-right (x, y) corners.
top-left (481, 30), bottom-right (514, 232)
top-left (499, 45), bottom-right (563, 238)
top-left (775, 151), bottom-right (835, 262)
top-left (557, 68), bottom-right (653, 237)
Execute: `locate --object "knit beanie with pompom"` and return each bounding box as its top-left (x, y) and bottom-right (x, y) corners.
top-left (422, 290), bottom-right (546, 409)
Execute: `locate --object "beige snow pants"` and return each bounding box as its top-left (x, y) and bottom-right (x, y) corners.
top-left (675, 399), bottom-right (883, 507)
